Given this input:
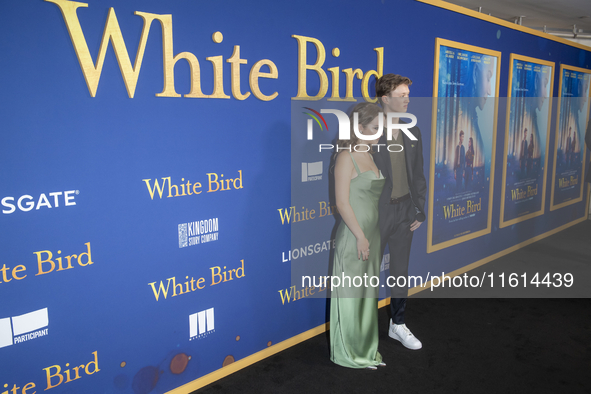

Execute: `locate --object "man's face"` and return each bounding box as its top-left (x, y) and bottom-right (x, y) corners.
top-left (475, 62), bottom-right (493, 110)
top-left (459, 134), bottom-right (464, 145)
top-left (578, 80), bottom-right (589, 112)
top-left (382, 84), bottom-right (410, 113)
top-left (535, 72), bottom-right (549, 111)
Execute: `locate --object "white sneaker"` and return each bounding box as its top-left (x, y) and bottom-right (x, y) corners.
top-left (389, 320), bottom-right (422, 350)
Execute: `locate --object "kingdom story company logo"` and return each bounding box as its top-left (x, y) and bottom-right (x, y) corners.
top-left (178, 218), bottom-right (219, 248)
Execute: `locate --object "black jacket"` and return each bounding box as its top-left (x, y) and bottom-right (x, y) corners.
top-left (374, 124), bottom-right (427, 222)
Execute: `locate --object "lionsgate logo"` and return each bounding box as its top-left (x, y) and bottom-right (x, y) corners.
top-left (302, 161), bottom-right (323, 182)
top-left (0, 308), bottom-right (49, 349)
top-left (302, 107), bottom-right (417, 152)
top-left (1, 190), bottom-right (78, 214)
top-left (282, 239), bottom-right (336, 262)
top-left (189, 308), bottom-right (215, 341)
top-left (178, 218), bottom-right (219, 248)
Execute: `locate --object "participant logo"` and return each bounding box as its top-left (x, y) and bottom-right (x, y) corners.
top-left (301, 161), bottom-right (323, 182)
top-left (178, 218), bottom-right (219, 248)
top-left (189, 308), bottom-right (215, 340)
top-left (0, 308), bottom-right (49, 349)
top-left (1, 191), bottom-right (78, 214)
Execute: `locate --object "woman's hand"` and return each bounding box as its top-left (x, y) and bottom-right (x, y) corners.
top-left (357, 236), bottom-right (370, 261)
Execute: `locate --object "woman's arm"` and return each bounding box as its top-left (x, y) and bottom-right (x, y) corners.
top-left (334, 152), bottom-right (370, 261)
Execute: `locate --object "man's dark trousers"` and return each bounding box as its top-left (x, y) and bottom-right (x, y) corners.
top-left (380, 198), bottom-right (414, 324)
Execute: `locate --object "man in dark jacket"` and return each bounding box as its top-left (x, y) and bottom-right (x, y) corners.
top-left (374, 74), bottom-right (427, 350)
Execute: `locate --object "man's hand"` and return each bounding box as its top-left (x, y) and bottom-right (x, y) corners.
top-left (410, 220), bottom-right (422, 231)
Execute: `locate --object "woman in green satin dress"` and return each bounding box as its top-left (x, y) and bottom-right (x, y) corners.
top-left (330, 103), bottom-right (386, 369)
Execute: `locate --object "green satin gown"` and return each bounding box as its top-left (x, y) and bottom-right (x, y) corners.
top-left (330, 152), bottom-right (385, 368)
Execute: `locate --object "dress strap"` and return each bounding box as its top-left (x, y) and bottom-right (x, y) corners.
top-left (348, 152), bottom-right (361, 175)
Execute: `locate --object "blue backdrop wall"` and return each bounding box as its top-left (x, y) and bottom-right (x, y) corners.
top-left (1, 0), bottom-right (590, 393)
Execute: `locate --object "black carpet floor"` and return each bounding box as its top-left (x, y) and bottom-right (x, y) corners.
top-left (194, 220), bottom-right (591, 394)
